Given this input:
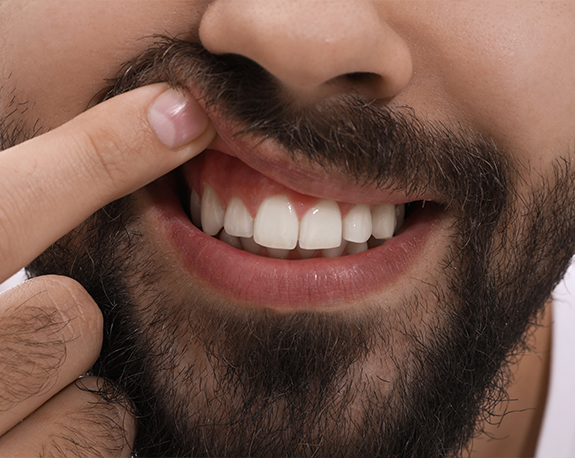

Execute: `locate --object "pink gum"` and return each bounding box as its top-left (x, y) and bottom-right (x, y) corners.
top-left (182, 150), bottom-right (359, 219)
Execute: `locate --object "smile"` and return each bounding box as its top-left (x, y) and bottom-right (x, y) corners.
top-left (146, 122), bottom-right (449, 310)
top-left (182, 150), bottom-right (410, 259)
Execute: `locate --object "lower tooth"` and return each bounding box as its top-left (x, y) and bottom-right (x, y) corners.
top-left (322, 240), bottom-right (347, 258)
top-left (241, 236), bottom-right (262, 255)
top-left (297, 243), bottom-right (316, 259)
top-left (219, 230), bottom-right (242, 249)
top-left (347, 241), bottom-right (368, 254)
top-left (368, 236), bottom-right (386, 249)
top-left (267, 248), bottom-right (290, 259)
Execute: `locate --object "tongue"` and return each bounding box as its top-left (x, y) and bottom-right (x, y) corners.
top-left (182, 150), bottom-right (356, 218)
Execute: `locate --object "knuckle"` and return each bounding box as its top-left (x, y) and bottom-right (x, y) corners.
top-left (70, 126), bottom-right (134, 194)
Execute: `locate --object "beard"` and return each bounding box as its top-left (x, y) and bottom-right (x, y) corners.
top-left (15, 37), bottom-right (575, 457)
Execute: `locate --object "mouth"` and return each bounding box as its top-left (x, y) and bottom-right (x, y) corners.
top-left (180, 150), bottom-right (420, 259)
top-left (146, 121), bottom-right (449, 310)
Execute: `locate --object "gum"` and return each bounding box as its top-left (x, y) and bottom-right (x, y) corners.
top-left (182, 150), bottom-right (358, 219)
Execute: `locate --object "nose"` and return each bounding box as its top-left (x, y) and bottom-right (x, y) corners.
top-left (199, 0), bottom-right (413, 101)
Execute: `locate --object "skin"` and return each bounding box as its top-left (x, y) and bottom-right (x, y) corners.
top-left (0, 0), bottom-right (573, 455)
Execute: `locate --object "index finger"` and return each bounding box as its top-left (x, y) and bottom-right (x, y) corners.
top-left (0, 84), bottom-right (215, 282)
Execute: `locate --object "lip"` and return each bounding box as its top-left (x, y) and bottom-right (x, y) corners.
top-left (146, 173), bottom-right (445, 310)
top-left (197, 100), bottom-right (437, 207)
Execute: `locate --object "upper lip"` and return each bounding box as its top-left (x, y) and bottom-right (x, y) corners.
top-left (192, 94), bottom-right (438, 206)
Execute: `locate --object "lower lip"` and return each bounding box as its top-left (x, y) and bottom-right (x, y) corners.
top-left (148, 175), bottom-right (442, 310)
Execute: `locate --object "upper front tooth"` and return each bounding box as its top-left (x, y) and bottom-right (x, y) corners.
top-left (299, 200), bottom-right (342, 249)
top-left (254, 195), bottom-right (299, 249)
top-left (342, 204), bottom-right (372, 243)
top-left (224, 197), bottom-right (254, 237)
top-left (371, 204), bottom-right (396, 239)
top-left (201, 185), bottom-right (225, 236)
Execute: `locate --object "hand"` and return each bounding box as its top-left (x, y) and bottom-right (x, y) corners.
top-left (0, 84), bottom-right (214, 456)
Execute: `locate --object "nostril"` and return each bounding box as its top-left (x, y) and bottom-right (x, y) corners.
top-left (342, 72), bottom-right (378, 83)
top-left (329, 72), bottom-right (386, 101)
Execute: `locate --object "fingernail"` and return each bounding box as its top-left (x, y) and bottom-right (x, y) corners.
top-left (148, 88), bottom-right (210, 149)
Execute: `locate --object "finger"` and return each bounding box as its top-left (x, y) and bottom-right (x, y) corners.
top-left (0, 84), bottom-right (216, 281)
top-left (0, 275), bottom-right (102, 436)
top-left (0, 377), bottom-right (135, 458)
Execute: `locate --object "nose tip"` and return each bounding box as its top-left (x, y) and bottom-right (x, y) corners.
top-left (199, 0), bottom-right (413, 101)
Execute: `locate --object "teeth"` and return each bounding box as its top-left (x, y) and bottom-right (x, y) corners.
top-left (224, 197), bottom-right (254, 237)
top-left (322, 240), bottom-right (347, 258)
top-left (368, 236), bottom-right (386, 249)
top-left (371, 204), bottom-right (396, 240)
top-left (342, 204), bottom-right (372, 243)
top-left (254, 195), bottom-right (299, 250)
top-left (219, 230), bottom-right (242, 249)
top-left (299, 200), bottom-right (342, 250)
top-left (267, 248), bottom-right (290, 259)
top-left (297, 242), bottom-right (316, 259)
top-left (201, 185), bottom-right (225, 236)
top-left (192, 184), bottom-right (409, 258)
top-left (241, 236), bottom-right (262, 255)
top-left (347, 241), bottom-right (368, 254)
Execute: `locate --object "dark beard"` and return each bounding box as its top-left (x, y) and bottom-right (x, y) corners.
top-left (20, 37), bottom-right (575, 457)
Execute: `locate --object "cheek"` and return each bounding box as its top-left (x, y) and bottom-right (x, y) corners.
top-left (455, 26), bottom-right (575, 169)
top-left (442, 5), bottom-right (575, 168)
top-left (0, 0), bottom-right (207, 129)
top-left (390, 2), bottom-right (575, 170)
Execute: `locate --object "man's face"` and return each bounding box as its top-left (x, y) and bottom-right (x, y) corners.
top-left (3, 1), bottom-right (575, 456)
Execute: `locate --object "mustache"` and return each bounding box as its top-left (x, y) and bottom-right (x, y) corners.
top-left (99, 36), bottom-right (513, 220)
